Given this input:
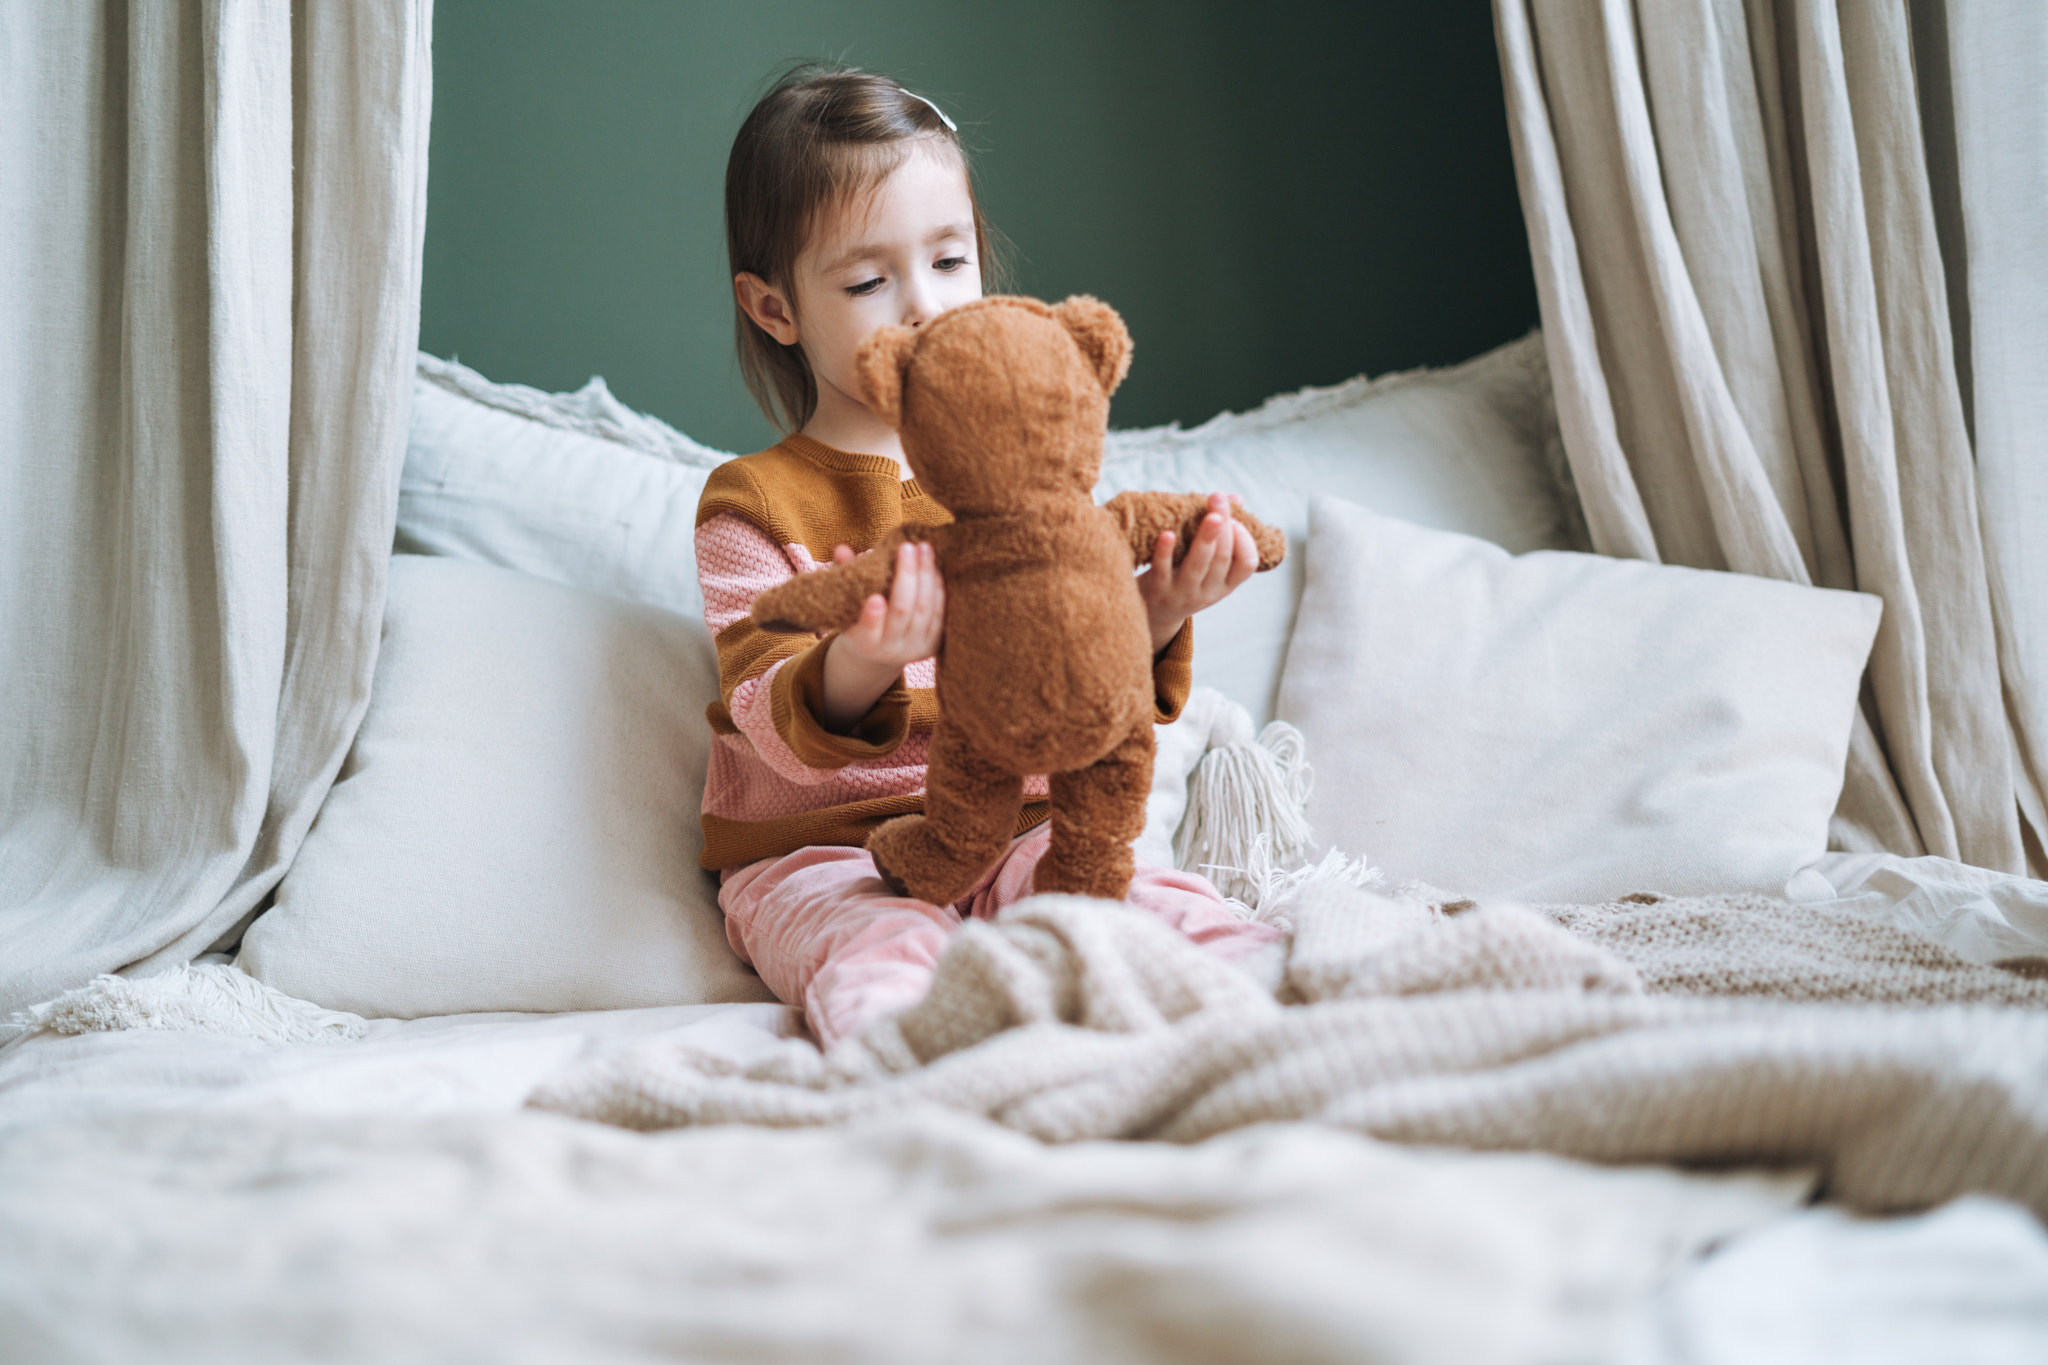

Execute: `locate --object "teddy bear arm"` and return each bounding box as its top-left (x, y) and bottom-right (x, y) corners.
top-left (1101, 492), bottom-right (1201, 568)
top-left (748, 531), bottom-right (910, 633)
top-left (1102, 492), bottom-right (1286, 572)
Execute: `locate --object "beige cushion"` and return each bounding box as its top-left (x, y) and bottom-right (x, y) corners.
top-left (1097, 333), bottom-right (1581, 722)
top-left (1136, 687), bottom-right (1244, 870)
top-left (241, 556), bottom-right (775, 1017)
top-left (1277, 495), bottom-right (1883, 900)
top-left (398, 356), bottom-right (728, 620)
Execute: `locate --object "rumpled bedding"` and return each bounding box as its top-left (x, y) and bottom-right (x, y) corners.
top-left (1792, 849), bottom-right (2048, 965)
top-left (2, 879), bottom-right (2046, 1364)
top-left (0, 1103), bottom-right (1804, 1365)
top-left (0, 990), bottom-right (1800, 1365)
top-left (533, 884), bottom-right (2048, 1216)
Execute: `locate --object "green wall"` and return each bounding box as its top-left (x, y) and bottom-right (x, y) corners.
top-left (419, 0), bottom-right (1537, 455)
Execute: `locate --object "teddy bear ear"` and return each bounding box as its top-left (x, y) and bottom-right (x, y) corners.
top-left (855, 324), bottom-right (919, 429)
top-left (1051, 295), bottom-right (1133, 396)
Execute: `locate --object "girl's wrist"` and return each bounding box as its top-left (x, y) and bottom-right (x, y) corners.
top-left (1148, 613), bottom-right (1188, 655)
top-left (820, 633), bottom-right (904, 732)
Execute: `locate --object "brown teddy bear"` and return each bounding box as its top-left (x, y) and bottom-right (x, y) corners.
top-left (748, 295), bottom-right (1285, 906)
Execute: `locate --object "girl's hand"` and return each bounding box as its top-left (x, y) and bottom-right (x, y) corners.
top-left (1137, 492), bottom-right (1258, 653)
top-left (819, 541), bottom-right (945, 731)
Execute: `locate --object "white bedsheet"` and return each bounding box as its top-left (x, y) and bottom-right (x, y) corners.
top-left (1789, 850), bottom-right (2048, 965)
top-left (0, 1000), bottom-right (804, 1128)
top-left (1618, 1196), bottom-right (2048, 1365)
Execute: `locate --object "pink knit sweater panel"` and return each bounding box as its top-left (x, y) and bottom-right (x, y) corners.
top-left (696, 511), bottom-right (1050, 834)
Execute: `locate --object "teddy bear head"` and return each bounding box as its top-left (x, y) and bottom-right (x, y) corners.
top-left (854, 295), bottom-right (1132, 516)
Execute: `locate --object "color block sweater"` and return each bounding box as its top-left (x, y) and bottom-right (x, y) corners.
top-left (695, 433), bottom-right (1195, 871)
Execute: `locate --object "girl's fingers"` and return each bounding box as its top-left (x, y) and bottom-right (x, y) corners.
top-left (866, 546), bottom-right (907, 652)
top-left (843, 544), bottom-right (944, 666)
top-left (1150, 530), bottom-right (1176, 579)
top-left (905, 545), bottom-right (935, 638)
top-left (916, 583), bottom-right (941, 656)
top-left (1184, 513), bottom-right (1223, 582)
top-left (833, 544), bottom-right (857, 565)
top-left (883, 544), bottom-right (941, 660)
top-left (1212, 515), bottom-right (1241, 588)
top-left (852, 593), bottom-right (887, 650)
top-left (1189, 515), bottom-right (1229, 597)
top-left (905, 547), bottom-right (931, 644)
top-left (1224, 521), bottom-right (1257, 589)
top-left (898, 547), bottom-right (941, 660)
top-left (888, 543), bottom-right (917, 611)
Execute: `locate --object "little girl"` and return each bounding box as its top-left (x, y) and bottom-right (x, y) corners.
top-left (699, 65), bottom-right (1281, 1048)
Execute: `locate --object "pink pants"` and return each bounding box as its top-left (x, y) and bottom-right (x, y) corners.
top-left (718, 823), bottom-right (1284, 1048)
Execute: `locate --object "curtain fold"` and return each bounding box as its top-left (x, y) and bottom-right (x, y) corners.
top-left (1939, 0), bottom-right (2048, 874)
top-left (1494, 0), bottom-right (2040, 876)
top-left (0, 1), bottom-right (432, 1013)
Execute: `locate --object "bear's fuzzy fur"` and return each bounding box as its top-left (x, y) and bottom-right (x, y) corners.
top-left (749, 295), bottom-right (1284, 905)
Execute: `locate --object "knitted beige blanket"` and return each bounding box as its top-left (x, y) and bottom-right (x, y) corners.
top-left (530, 884), bottom-right (2048, 1216)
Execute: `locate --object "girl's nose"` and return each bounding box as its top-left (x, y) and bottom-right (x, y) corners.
top-left (899, 276), bottom-right (939, 328)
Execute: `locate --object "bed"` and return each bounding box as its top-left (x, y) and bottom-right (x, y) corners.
top-left (4, 339), bottom-right (2046, 1365)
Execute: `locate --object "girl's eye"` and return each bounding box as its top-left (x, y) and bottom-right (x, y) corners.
top-left (846, 277), bottom-right (884, 297)
top-left (934, 257), bottom-right (968, 273)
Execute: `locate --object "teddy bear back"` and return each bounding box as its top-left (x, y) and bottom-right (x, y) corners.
top-left (856, 296), bottom-right (1133, 518)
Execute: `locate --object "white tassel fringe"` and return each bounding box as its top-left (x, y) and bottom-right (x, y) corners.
top-left (1170, 709), bottom-right (1381, 928)
top-left (5, 962), bottom-right (369, 1047)
top-left (1175, 717), bottom-right (1316, 904)
top-left (1203, 837), bottom-right (1383, 931)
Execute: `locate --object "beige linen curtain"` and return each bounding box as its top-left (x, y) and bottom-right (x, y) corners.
top-left (1494, 0), bottom-right (2044, 876)
top-left (1933, 1), bottom-right (2048, 880)
top-left (0, 2), bottom-right (432, 1013)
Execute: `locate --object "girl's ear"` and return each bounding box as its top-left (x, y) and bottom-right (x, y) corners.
top-left (1052, 295), bottom-right (1133, 396)
top-left (856, 324), bottom-right (919, 428)
top-left (734, 273), bottom-right (800, 346)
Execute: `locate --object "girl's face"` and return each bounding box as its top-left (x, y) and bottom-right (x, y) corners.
top-left (738, 141), bottom-right (982, 433)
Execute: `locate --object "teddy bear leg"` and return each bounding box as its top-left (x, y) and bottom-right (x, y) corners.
top-left (1039, 720), bottom-right (1153, 902)
top-left (867, 725), bottom-right (1024, 907)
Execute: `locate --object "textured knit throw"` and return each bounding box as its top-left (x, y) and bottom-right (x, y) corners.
top-left (529, 882), bottom-right (2048, 1216)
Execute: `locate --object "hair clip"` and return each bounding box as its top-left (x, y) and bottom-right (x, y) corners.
top-left (904, 89), bottom-right (958, 133)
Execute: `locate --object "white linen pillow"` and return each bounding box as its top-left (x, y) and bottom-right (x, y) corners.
top-left (1277, 495), bottom-right (1883, 901)
top-left (397, 355), bottom-right (732, 620)
top-left (1096, 332), bottom-right (1582, 722)
top-left (241, 556), bottom-right (775, 1017)
top-left (406, 336), bottom-right (1577, 727)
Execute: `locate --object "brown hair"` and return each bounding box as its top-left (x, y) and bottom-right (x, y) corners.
top-left (725, 64), bottom-right (1005, 432)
